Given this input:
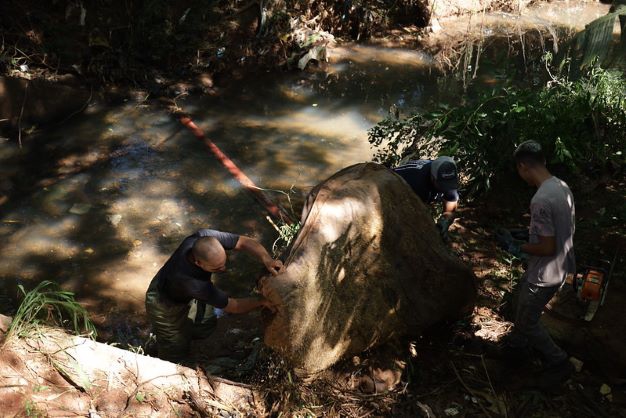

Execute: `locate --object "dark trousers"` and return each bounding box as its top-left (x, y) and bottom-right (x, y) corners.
top-left (145, 277), bottom-right (216, 362)
top-left (509, 279), bottom-right (567, 366)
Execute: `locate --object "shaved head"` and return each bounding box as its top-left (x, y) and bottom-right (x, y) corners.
top-left (192, 237), bottom-right (226, 264)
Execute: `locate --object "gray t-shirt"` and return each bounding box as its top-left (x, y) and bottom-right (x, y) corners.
top-left (526, 177), bottom-right (576, 287)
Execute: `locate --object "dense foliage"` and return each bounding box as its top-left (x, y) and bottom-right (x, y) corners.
top-left (368, 62), bottom-right (626, 196)
top-left (0, 0), bottom-right (428, 82)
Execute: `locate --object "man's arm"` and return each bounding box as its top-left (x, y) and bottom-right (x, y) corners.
top-left (523, 200), bottom-right (556, 257)
top-left (521, 235), bottom-right (556, 256)
top-left (235, 236), bottom-right (283, 275)
top-left (223, 296), bottom-right (274, 314)
top-left (442, 200), bottom-right (458, 218)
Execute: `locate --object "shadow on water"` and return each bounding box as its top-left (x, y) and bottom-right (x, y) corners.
top-left (0, 48), bottom-right (442, 335)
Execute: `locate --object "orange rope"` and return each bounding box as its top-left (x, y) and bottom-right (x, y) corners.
top-left (179, 116), bottom-right (295, 224)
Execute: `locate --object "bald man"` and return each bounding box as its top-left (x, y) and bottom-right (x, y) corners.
top-left (145, 228), bottom-right (282, 362)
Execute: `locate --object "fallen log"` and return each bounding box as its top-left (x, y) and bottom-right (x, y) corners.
top-left (261, 162), bottom-right (476, 375)
top-left (0, 328), bottom-right (264, 416)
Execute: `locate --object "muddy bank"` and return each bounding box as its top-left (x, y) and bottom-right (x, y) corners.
top-left (0, 0), bottom-right (530, 85)
top-left (0, 76), bottom-right (91, 135)
top-left (0, 0), bottom-right (612, 141)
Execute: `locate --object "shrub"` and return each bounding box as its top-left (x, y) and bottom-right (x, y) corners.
top-left (368, 62), bottom-right (626, 196)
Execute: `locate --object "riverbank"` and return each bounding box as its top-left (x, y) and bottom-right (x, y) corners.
top-left (1, 0), bottom-right (612, 139)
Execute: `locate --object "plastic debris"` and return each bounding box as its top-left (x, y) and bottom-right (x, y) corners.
top-left (444, 407), bottom-right (460, 416)
top-left (214, 307), bottom-right (225, 318)
top-left (69, 203), bottom-right (92, 215)
top-left (107, 213), bottom-right (122, 226)
top-left (570, 357), bottom-right (584, 373)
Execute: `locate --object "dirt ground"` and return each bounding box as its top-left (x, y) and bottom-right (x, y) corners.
top-left (237, 169), bottom-right (626, 417)
top-left (0, 174), bottom-right (624, 417)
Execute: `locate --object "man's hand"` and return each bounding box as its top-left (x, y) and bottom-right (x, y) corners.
top-left (264, 258), bottom-right (284, 276)
top-left (494, 228), bottom-right (524, 257)
top-left (236, 236), bottom-right (285, 275)
top-left (261, 297), bottom-right (278, 314)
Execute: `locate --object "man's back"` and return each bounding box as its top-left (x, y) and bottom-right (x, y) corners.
top-left (527, 176), bottom-right (576, 286)
top-left (393, 159), bottom-right (459, 204)
top-left (393, 160), bottom-right (433, 202)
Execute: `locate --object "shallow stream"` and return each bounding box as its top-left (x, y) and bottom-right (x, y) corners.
top-left (0, 1), bottom-right (611, 340)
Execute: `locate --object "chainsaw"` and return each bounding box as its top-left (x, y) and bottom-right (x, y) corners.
top-left (566, 255), bottom-right (616, 321)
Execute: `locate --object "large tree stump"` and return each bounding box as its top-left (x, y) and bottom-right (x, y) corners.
top-left (0, 328), bottom-right (264, 417)
top-left (261, 162), bottom-right (476, 374)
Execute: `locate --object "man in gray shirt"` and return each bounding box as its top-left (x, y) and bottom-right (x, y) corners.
top-left (498, 140), bottom-right (575, 384)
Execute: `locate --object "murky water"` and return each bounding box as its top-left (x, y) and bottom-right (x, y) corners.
top-left (0, 1), bottom-right (611, 334)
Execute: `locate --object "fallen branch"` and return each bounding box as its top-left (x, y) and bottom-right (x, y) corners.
top-left (17, 80), bottom-right (28, 148)
top-left (481, 354), bottom-right (508, 417)
top-left (450, 361), bottom-right (493, 417)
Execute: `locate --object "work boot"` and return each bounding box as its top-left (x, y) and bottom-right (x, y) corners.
top-left (537, 358), bottom-right (575, 388)
top-left (502, 358), bottom-right (573, 392)
top-left (497, 345), bottom-right (533, 369)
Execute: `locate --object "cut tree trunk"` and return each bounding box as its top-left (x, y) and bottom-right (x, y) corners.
top-left (260, 162), bottom-right (476, 375)
top-left (0, 328), bottom-right (264, 417)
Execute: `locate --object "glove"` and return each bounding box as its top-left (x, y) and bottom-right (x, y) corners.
top-left (510, 228), bottom-right (529, 241)
top-left (436, 217), bottom-right (451, 241)
top-left (494, 228), bottom-right (524, 258)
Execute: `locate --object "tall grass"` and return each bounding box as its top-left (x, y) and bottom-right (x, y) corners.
top-left (6, 281), bottom-right (97, 341)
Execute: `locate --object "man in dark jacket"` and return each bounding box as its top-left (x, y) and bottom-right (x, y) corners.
top-left (145, 228), bottom-right (282, 362)
top-left (393, 156), bottom-right (460, 238)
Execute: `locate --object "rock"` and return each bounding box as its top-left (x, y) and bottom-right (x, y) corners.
top-left (260, 163), bottom-right (476, 375)
top-left (107, 214), bottom-right (122, 227)
top-left (0, 76), bottom-right (91, 134)
top-left (69, 203), bottom-right (92, 215)
top-left (570, 356), bottom-right (584, 373)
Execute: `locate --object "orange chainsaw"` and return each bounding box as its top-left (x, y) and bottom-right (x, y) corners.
top-left (568, 256), bottom-right (615, 321)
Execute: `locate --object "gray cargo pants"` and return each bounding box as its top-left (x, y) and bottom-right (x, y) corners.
top-left (509, 279), bottom-right (568, 366)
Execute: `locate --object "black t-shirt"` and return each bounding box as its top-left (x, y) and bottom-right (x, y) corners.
top-left (155, 229), bottom-right (240, 308)
top-left (393, 160), bottom-right (459, 204)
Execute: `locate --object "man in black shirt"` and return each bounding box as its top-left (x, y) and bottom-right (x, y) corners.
top-left (393, 156), bottom-right (460, 237)
top-left (145, 228), bottom-right (283, 362)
